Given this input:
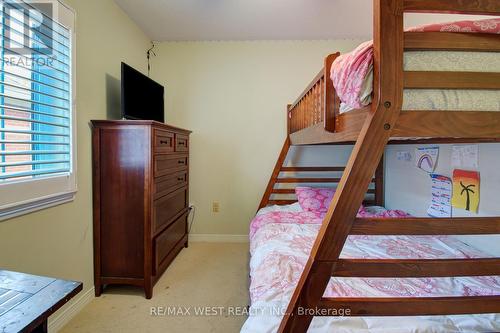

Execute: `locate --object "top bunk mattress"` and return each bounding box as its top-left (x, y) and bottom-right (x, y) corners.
top-left (332, 19), bottom-right (500, 114)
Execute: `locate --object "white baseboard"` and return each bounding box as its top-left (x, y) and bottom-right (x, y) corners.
top-left (48, 286), bottom-right (95, 333)
top-left (189, 234), bottom-right (248, 243)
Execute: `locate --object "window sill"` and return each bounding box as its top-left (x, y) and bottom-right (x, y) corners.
top-left (0, 191), bottom-right (77, 222)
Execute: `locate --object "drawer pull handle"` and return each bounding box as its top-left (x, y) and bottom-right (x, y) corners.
top-left (160, 140), bottom-right (170, 145)
top-left (178, 141), bottom-right (186, 146)
top-left (178, 160), bottom-right (185, 164)
top-left (177, 177), bottom-right (184, 181)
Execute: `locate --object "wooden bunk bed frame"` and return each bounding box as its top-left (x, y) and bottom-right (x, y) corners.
top-left (259, 1), bottom-right (500, 332)
top-left (258, 137), bottom-right (385, 209)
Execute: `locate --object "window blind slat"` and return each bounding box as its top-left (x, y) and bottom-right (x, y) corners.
top-left (2, 61), bottom-right (69, 85)
top-left (0, 105), bottom-right (70, 119)
top-left (0, 150), bottom-right (69, 156)
top-left (0, 129), bottom-right (70, 137)
top-left (0, 140), bottom-right (69, 145)
top-left (0, 168), bottom-right (70, 181)
top-left (2, 81), bottom-right (69, 102)
top-left (1, 94), bottom-right (71, 111)
top-left (1, 70), bottom-right (70, 94)
top-left (0, 115), bottom-right (69, 128)
top-left (0, 159), bottom-right (70, 168)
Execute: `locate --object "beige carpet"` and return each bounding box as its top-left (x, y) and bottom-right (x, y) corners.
top-left (61, 242), bottom-right (250, 333)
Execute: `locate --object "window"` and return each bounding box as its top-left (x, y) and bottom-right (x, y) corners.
top-left (0, 0), bottom-right (76, 220)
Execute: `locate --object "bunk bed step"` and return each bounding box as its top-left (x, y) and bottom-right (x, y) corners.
top-left (275, 178), bottom-right (375, 183)
top-left (268, 200), bottom-right (297, 205)
top-left (280, 167), bottom-right (345, 172)
top-left (403, 0), bottom-right (500, 15)
top-left (333, 258), bottom-right (500, 277)
top-left (352, 217), bottom-right (500, 235)
top-left (393, 111), bottom-right (500, 139)
top-left (404, 72), bottom-right (500, 90)
top-left (404, 32), bottom-right (500, 52)
top-left (270, 188), bottom-right (375, 198)
top-left (318, 295), bottom-right (500, 316)
top-left (275, 178), bottom-right (342, 183)
top-left (271, 189), bottom-right (296, 194)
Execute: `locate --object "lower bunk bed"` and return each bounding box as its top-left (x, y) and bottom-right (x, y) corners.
top-left (242, 201), bottom-right (500, 333)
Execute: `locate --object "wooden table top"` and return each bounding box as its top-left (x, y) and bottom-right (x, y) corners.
top-left (0, 270), bottom-right (82, 333)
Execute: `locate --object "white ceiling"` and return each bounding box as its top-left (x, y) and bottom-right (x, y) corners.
top-left (114, 0), bottom-right (491, 42)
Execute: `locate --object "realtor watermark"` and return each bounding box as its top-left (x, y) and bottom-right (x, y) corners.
top-left (150, 306), bottom-right (351, 317)
top-left (2, 54), bottom-right (54, 66)
top-left (1, 0), bottom-right (65, 69)
top-left (2, 0), bottom-right (56, 55)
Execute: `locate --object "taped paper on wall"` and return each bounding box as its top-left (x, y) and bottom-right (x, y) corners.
top-left (415, 147), bottom-right (439, 173)
top-left (397, 151), bottom-right (412, 162)
top-left (452, 145), bottom-right (479, 169)
top-left (452, 169), bottom-right (480, 213)
top-left (427, 174), bottom-right (452, 218)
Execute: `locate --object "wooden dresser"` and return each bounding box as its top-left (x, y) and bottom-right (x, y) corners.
top-left (91, 120), bottom-right (191, 299)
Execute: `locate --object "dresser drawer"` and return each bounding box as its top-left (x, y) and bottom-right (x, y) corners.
top-left (152, 187), bottom-right (188, 233)
top-left (154, 129), bottom-right (174, 153)
top-left (154, 212), bottom-right (187, 274)
top-left (154, 154), bottom-right (188, 177)
top-left (175, 134), bottom-right (189, 152)
top-left (153, 171), bottom-right (188, 200)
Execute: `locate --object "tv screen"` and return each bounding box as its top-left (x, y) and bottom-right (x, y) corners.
top-left (121, 62), bottom-right (165, 123)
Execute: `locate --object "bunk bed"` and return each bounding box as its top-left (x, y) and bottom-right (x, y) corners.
top-left (246, 1), bottom-right (500, 332)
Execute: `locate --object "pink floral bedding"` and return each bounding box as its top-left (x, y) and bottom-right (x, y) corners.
top-left (331, 18), bottom-right (500, 110)
top-left (248, 209), bottom-right (500, 305)
top-left (250, 207), bottom-right (410, 239)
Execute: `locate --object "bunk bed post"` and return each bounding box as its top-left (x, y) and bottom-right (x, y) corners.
top-left (278, 0), bottom-right (404, 331)
top-left (324, 53), bottom-right (340, 133)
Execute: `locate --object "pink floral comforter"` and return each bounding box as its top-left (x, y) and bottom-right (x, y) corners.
top-left (248, 209), bottom-right (500, 304)
top-left (331, 18), bottom-right (500, 110)
top-left (250, 207), bottom-right (410, 239)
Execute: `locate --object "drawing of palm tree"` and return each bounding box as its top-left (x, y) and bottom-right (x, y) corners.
top-left (460, 181), bottom-right (475, 211)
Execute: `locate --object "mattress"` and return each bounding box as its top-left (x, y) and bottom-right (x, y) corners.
top-left (332, 18), bottom-right (500, 114)
top-left (241, 204), bottom-right (500, 333)
top-left (338, 51), bottom-right (500, 114)
top-left (404, 51), bottom-right (499, 112)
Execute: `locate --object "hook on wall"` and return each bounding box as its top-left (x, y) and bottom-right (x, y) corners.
top-left (147, 41), bottom-right (157, 76)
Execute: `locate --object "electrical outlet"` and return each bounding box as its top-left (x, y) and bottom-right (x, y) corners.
top-left (212, 202), bottom-right (220, 213)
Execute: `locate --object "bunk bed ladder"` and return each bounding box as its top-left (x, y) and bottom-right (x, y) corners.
top-left (258, 137), bottom-right (385, 210)
top-left (278, 101), bottom-right (403, 333)
top-left (258, 137), bottom-right (291, 210)
top-left (278, 0), bottom-right (405, 331)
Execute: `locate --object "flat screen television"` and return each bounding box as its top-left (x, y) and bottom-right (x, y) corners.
top-left (121, 62), bottom-right (165, 123)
